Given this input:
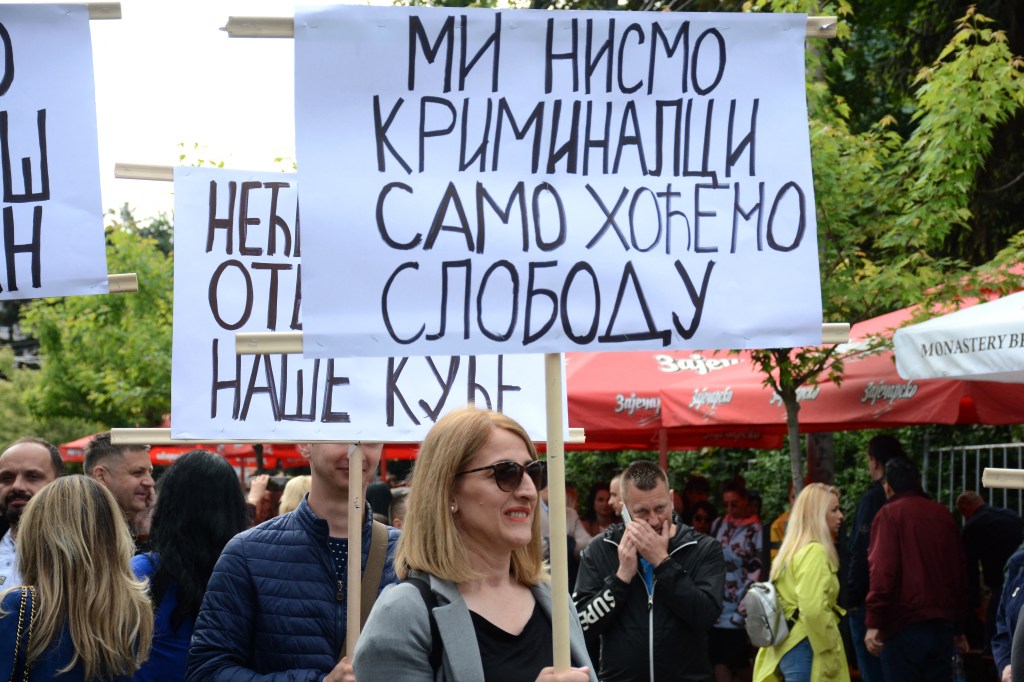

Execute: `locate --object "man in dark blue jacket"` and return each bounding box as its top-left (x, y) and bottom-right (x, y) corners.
top-left (993, 548), bottom-right (1024, 682)
top-left (187, 443), bottom-right (400, 681)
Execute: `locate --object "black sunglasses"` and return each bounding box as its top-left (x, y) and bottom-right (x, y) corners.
top-left (455, 460), bottom-right (548, 493)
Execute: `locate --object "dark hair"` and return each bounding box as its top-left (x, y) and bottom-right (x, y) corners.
top-left (868, 435), bottom-right (905, 467)
top-left (622, 461), bottom-right (669, 494)
top-left (149, 450), bottom-right (249, 629)
top-left (683, 474), bottom-right (710, 496)
top-left (366, 482), bottom-right (393, 521)
top-left (10, 437), bottom-right (64, 478)
top-left (686, 500), bottom-right (717, 524)
top-left (582, 481), bottom-right (611, 522)
top-left (83, 431), bottom-right (148, 475)
top-left (883, 457), bottom-right (920, 495)
top-left (721, 480), bottom-right (750, 499)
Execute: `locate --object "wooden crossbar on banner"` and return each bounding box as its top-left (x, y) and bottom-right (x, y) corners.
top-left (234, 324), bottom-right (852, 353)
top-left (110, 426), bottom-right (586, 446)
top-left (108, 273), bottom-right (138, 293)
top-left (222, 15), bottom-right (839, 39)
top-left (983, 468), bottom-right (1024, 490)
top-left (114, 163), bottom-right (174, 182)
top-left (88, 3), bottom-right (121, 20)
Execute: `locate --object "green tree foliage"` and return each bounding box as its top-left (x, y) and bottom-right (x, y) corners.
top-left (738, 4), bottom-right (1024, 493)
top-left (0, 347), bottom-right (103, 449)
top-left (108, 204), bottom-right (174, 256)
top-left (827, 1), bottom-right (1023, 265)
top-left (20, 222), bottom-right (173, 428)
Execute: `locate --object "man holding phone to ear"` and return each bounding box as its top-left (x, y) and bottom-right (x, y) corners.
top-left (573, 460), bottom-right (725, 682)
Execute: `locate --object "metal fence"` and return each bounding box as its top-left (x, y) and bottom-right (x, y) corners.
top-left (924, 443), bottom-right (1024, 514)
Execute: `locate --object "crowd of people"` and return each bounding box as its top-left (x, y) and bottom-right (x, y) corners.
top-left (0, 419), bottom-right (1019, 681)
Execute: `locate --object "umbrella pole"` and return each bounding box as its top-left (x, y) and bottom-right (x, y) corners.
top-left (658, 428), bottom-right (668, 472)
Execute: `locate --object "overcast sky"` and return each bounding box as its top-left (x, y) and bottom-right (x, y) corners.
top-left (89, 0), bottom-right (298, 220)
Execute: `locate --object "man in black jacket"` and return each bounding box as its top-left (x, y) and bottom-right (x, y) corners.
top-left (846, 434), bottom-right (903, 682)
top-left (574, 460), bottom-right (725, 681)
top-left (957, 490), bottom-right (1024, 650)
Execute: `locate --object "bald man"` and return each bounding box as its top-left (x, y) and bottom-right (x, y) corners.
top-left (958, 490), bottom-right (1024, 649)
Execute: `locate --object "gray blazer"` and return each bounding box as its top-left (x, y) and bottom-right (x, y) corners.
top-left (354, 571), bottom-right (598, 681)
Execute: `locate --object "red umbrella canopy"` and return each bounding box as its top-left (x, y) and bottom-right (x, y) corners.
top-left (565, 350), bottom-right (784, 450)
top-left (58, 437), bottom-right (309, 468)
top-left (60, 436), bottom-right (419, 467)
top-left (659, 305), bottom-right (1024, 433)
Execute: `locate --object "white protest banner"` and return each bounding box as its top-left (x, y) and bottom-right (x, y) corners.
top-left (171, 166), bottom-right (557, 441)
top-left (295, 7), bottom-right (822, 359)
top-left (0, 5), bottom-right (108, 299)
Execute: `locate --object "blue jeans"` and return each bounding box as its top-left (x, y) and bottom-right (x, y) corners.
top-left (848, 607), bottom-right (884, 682)
top-left (880, 619), bottom-right (954, 681)
top-left (778, 637), bottom-right (813, 682)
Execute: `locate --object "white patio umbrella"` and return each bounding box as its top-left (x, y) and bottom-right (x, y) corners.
top-left (894, 291), bottom-right (1024, 383)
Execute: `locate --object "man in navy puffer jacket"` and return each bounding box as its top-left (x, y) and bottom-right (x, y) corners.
top-left (186, 443), bottom-right (400, 681)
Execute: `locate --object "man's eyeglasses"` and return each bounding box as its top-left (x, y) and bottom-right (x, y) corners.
top-left (455, 460), bottom-right (548, 493)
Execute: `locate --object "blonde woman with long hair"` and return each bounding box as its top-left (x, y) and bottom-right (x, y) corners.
top-left (752, 483), bottom-right (848, 682)
top-left (0, 475), bottom-right (153, 681)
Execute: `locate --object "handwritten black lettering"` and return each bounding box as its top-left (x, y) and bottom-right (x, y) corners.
top-left (0, 110), bottom-right (48, 203)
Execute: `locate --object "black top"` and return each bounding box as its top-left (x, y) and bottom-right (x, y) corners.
top-left (847, 479), bottom-right (887, 608)
top-left (471, 601), bottom-right (552, 682)
top-left (327, 536), bottom-right (348, 579)
top-left (963, 505), bottom-right (1024, 604)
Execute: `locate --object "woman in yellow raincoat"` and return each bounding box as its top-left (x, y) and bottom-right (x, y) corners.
top-left (752, 483), bottom-right (849, 682)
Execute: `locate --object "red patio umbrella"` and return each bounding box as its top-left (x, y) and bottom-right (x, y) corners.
top-left (59, 437), bottom-right (310, 469)
top-left (60, 434), bottom-right (418, 470)
top-left (658, 305), bottom-right (1024, 433)
top-left (565, 350), bottom-right (786, 454)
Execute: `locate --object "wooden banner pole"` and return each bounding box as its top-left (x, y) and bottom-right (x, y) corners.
top-left (544, 352), bottom-right (571, 670)
top-left (346, 444), bottom-right (364, 658)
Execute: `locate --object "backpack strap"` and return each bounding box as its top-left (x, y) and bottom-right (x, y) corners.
top-left (407, 577), bottom-right (443, 673)
top-left (341, 520), bottom-right (390, 660)
top-left (360, 520), bottom-right (389, 629)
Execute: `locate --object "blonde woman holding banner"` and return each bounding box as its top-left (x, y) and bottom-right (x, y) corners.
top-left (752, 483), bottom-right (848, 682)
top-left (354, 406), bottom-right (595, 681)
